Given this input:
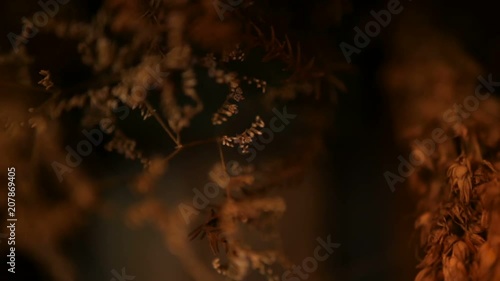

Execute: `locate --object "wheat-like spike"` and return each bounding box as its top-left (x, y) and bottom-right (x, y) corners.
top-left (38, 70), bottom-right (54, 90)
top-left (221, 116), bottom-right (265, 153)
top-left (144, 100), bottom-right (180, 146)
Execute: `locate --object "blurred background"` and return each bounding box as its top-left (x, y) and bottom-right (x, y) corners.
top-left (0, 0), bottom-right (500, 281)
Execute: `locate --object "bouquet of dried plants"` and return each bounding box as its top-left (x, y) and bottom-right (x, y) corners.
top-left (0, 0), bottom-right (345, 280)
top-left (413, 128), bottom-right (500, 281)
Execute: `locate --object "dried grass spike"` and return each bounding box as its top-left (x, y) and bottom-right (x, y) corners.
top-left (38, 70), bottom-right (54, 90)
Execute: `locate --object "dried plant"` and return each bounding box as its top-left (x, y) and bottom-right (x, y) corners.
top-left (414, 135), bottom-right (500, 281)
top-left (221, 116), bottom-right (265, 153)
top-left (0, 0), bottom-right (344, 280)
top-left (388, 69), bottom-right (500, 281)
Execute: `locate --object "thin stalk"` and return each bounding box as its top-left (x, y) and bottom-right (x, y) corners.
top-left (143, 100), bottom-right (180, 147)
top-left (217, 139), bottom-right (231, 200)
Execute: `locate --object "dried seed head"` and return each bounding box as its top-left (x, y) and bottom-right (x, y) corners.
top-left (221, 116), bottom-right (266, 153)
top-left (38, 70), bottom-right (54, 90)
top-left (447, 157), bottom-right (473, 203)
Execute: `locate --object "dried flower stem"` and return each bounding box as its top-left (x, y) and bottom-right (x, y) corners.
top-left (217, 140), bottom-right (226, 172)
top-left (162, 138), bottom-right (219, 165)
top-left (143, 100), bottom-right (180, 147)
top-left (38, 70), bottom-right (54, 90)
top-left (163, 147), bottom-right (182, 163)
top-left (217, 139), bottom-right (231, 200)
top-left (180, 138), bottom-right (218, 149)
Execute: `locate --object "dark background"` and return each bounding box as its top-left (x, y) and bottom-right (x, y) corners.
top-left (1, 0), bottom-right (500, 281)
